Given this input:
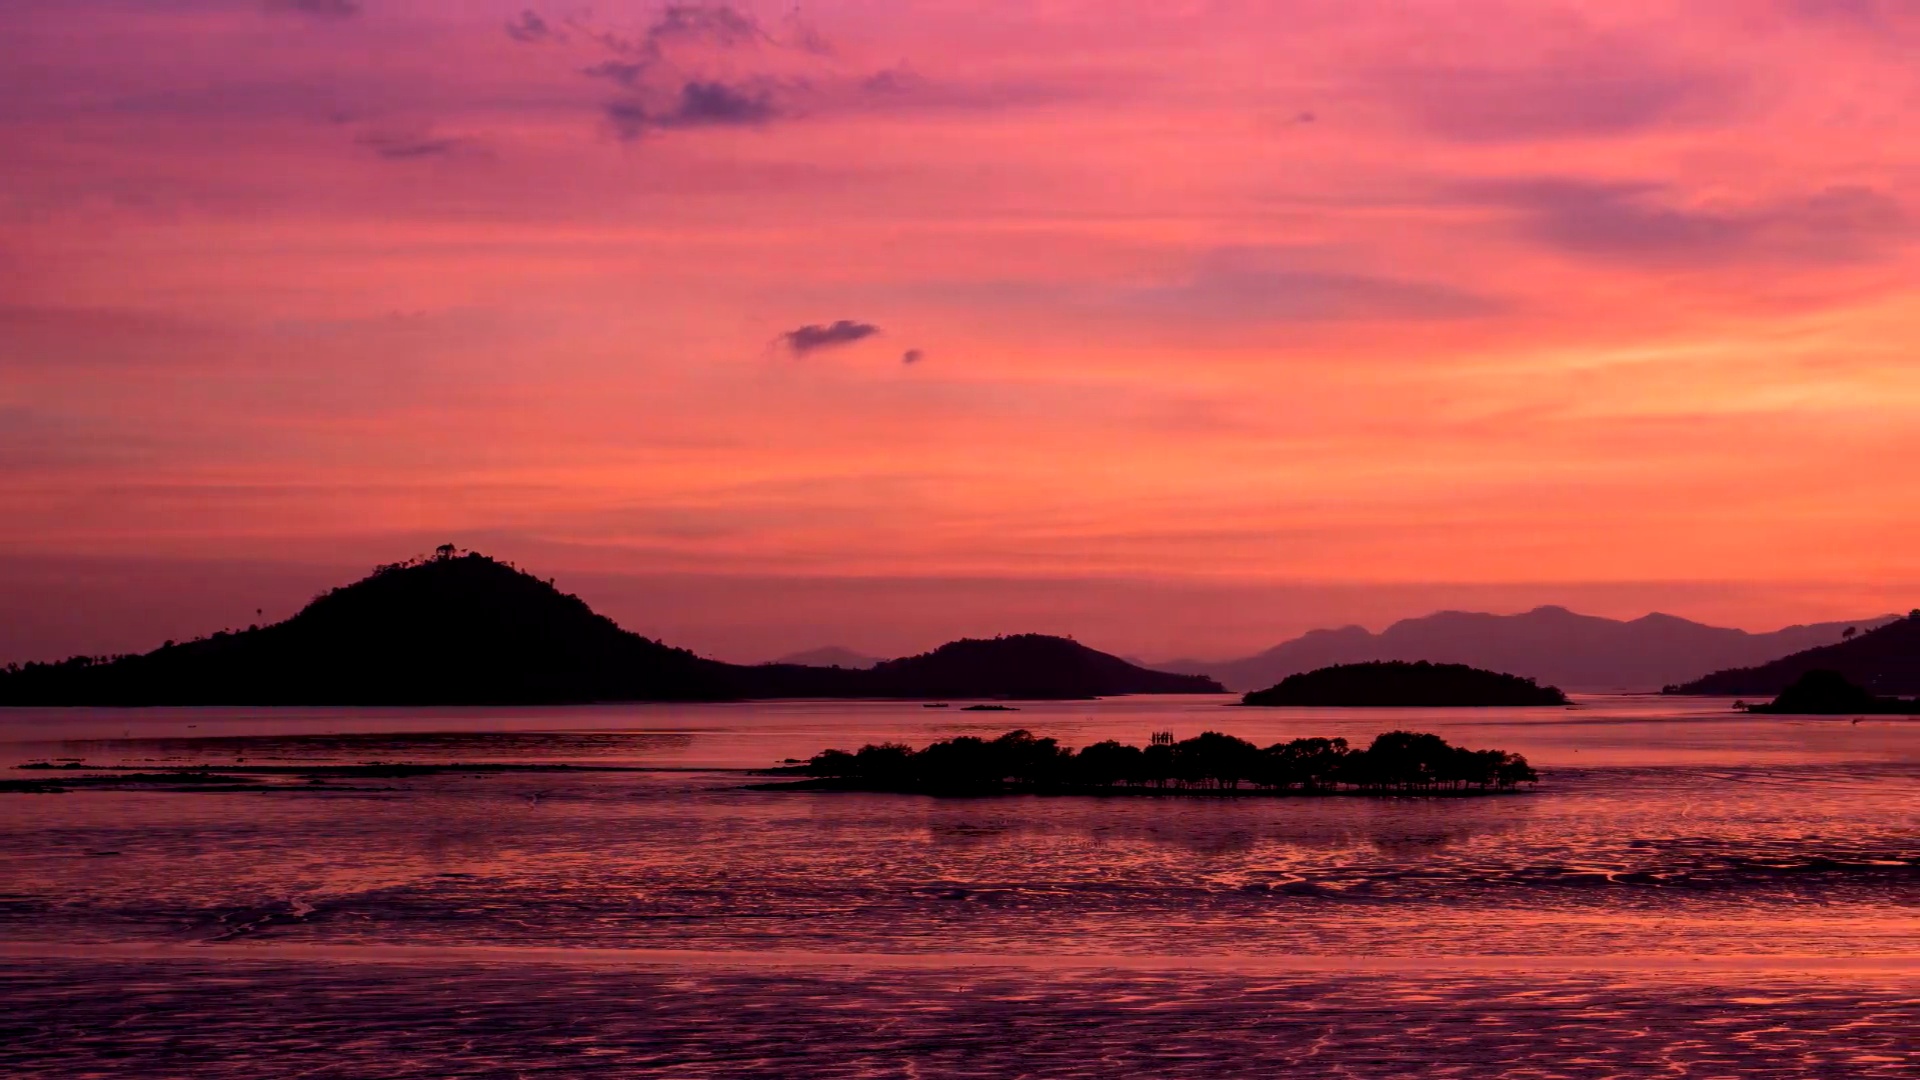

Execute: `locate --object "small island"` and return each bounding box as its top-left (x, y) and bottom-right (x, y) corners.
top-left (1740, 670), bottom-right (1920, 715)
top-left (786, 728), bottom-right (1538, 796)
top-left (1242, 661), bottom-right (1568, 707)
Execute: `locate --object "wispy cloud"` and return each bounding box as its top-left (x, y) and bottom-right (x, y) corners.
top-left (355, 128), bottom-right (471, 161)
top-left (270, 0), bottom-right (360, 19)
top-left (1461, 180), bottom-right (1909, 264)
top-left (504, 10), bottom-right (559, 45)
top-left (583, 60), bottom-right (650, 87)
top-left (1383, 42), bottom-right (1730, 142)
top-left (1131, 249), bottom-right (1501, 323)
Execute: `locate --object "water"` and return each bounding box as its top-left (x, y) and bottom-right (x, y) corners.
top-left (2, 695), bottom-right (1915, 1077)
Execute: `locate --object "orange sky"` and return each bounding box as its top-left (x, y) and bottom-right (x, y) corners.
top-left (2, 1), bottom-right (1917, 662)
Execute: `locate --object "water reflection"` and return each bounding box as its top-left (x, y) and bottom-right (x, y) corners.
top-left (0, 698), bottom-right (1915, 1077)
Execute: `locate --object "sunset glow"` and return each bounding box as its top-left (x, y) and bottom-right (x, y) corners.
top-left (4, 0), bottom-right (1917, 661)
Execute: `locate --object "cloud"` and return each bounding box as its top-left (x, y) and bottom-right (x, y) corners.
top-left (855, 66), bottom-right (1090, 113)
top-left (270, 0), bottom-right (360, 18)
top-left (1384, 43), bottom-right (1729, 142)
top-left (355, 129), bottom-right (468, 160)
top-left (1132, 249), bottom-right (1501, 322)
top-left (580, 4), bottom-right (768, 58)
top-left (583, 60), bottom-right (650, 87)
top-left (648, 4), bottom-right (764, 48)
top-left (782, 320), bottom-right (881, 355)
top-left (1786, 0), bottom-right (1908, 23)
top-left (780, 11), bottom-right (834, 56)
top-left (605, 81), bottom-right (777, 138)
top-left (505, 10), bottom-right (558, 44)
top-left (902, 349), bottom-right (925, 365)
top-left (1461, 180), bottom-right (1909, 264)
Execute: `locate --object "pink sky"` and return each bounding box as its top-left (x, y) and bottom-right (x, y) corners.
top-left (2, 0), bottom-right (1918, 663)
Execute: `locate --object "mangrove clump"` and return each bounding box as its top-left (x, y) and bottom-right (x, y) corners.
top-left (798, 728), bottom-right (1537, 796)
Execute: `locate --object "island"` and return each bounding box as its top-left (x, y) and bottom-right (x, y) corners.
top-left (785, 728), bottom-right (1538, 796)
top-left (1240, 661), bottom-right (1568, 707)
top-left (1740, 670), bottom-right (1920, 715)
top-left (0, 546), bottom-right (1222, 706)
top-left (1666, 610), bottom-right (1920, 697)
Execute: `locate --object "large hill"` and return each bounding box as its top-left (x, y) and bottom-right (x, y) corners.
top-left (0, 550), bottom-right (1218, 706)
top-left (1667, 612), bottom-right (1920, 696)
top-left (1162, 606), bottom-right (1897, 693)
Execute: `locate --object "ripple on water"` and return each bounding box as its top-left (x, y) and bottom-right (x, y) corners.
top-left (1, 960), bottom-right (1915, 1079)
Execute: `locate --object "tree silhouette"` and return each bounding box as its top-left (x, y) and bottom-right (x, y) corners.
top-left (805, 729), bottom-right (1534, 796)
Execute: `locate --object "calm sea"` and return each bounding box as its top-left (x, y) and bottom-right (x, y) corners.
top-left (1, 695), bottom-right (1915, 1077)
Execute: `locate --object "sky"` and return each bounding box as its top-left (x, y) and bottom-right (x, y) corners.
top-left (2, 0), bottom-right (1918, 664)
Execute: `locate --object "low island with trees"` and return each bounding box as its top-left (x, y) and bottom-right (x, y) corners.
top-left (1738, 670), bottom-right (1920, 715)
top-left (786, 728), bottom-right (1538, 796)
top-left (1241, 661), bottom-right (1569, 707)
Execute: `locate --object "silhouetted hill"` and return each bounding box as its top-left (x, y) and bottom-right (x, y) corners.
top-left (0, 550), bottom-right (858, 705)
top-left (773, 646), bottom-right (883, 669)
top-left (1242, 661), bottom-right (1568, 707)
top-left (1162, 606), bottom-right (1897, 692)
top-left (1743, 670), bottom-right (1920, 715)
top-left (1668, 611), bottom-right (1920, 696)
top-left (865, 635), bottom-right (1223, 699)
top-left (0, 550), bottom-right (1217, 705)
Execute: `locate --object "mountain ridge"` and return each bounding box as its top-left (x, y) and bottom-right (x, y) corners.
top-left (1160, 605), bottom-right (1900, 692)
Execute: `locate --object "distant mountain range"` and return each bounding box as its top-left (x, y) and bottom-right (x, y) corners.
top-left (1159, 606), bottom-right (1900, 693)
top-left (1667, 611), bottom-right (1920, 696)
top-left (0, 550), bottom-right (1219, 705)
top-left (773, 646), bottom-right (882, 670)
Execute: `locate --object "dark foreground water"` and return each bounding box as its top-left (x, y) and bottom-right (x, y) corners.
top-left (1, 696), bottom-right (1915, 1077)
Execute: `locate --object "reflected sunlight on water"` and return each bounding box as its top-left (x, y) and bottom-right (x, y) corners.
top-left (1, 697), bottom-right (1914, 1076)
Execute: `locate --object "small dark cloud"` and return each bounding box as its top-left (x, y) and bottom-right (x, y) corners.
top-left (606, 81), bottom-right (777, 138)
top-left (670, 81), bottom-right (776, 125)
top-left (1293, 111), bottom-right (1317, 125)
top-left (782, 320), bottom-right (880, 356)
top-left (271, 0), bottom-right (361, 18)
top-left (1459, 179), bottom-right (1908, 265)
top-left (505, 10), bottom-right (558, 44)
top-left (902, 349), bottom-right (924, 365)
top-left (356, 129), bottom-right (466, 160)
